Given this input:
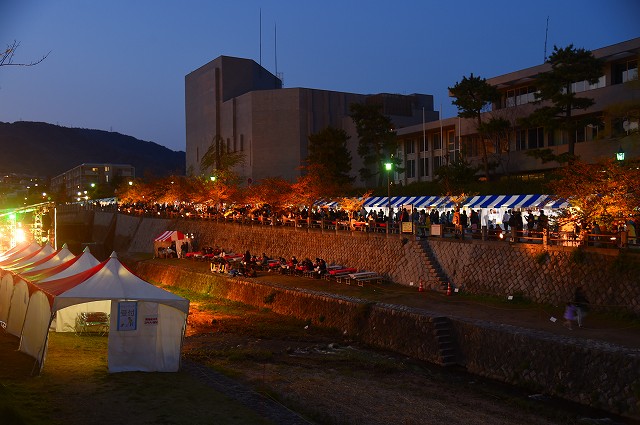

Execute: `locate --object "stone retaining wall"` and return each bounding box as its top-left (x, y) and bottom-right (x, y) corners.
top-left (135, 261), bottom-right (640, 420)
top-left (100, 212), bottom-right (639, 315)
top-left (425, 239), bottom-right (640, 314)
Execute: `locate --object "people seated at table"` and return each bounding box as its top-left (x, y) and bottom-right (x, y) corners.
top-left (296, 258), bottom-right (313, 275)
top-left (313, 258), bottom-right (327, 278)
top-left (162, 246), bottom-right (177, 258)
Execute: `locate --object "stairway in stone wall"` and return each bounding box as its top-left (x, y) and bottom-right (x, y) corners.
top-left (433, 316), bottom-right (458, 367)
top-left (415, 240), bottom-right (448, 290)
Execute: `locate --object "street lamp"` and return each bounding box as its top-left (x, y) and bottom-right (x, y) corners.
top-left (616, 147), bottom-right (625, 161)
top-left (385, 160), bottom-right (393, 234)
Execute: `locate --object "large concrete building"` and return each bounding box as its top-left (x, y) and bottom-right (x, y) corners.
top-left (185, 56), bottom-right (437, 185)
top-left (395, 37), bottom-right (640, 185)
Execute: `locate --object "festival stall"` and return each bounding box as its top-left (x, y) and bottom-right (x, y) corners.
top-left (153, 230), bottom-right (189, 258)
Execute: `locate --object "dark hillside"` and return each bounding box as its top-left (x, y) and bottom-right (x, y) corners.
top-left (0, 121), bottom-right (185, 178)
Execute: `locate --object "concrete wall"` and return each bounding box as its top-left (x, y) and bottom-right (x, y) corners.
top-left (134, 262), bottom-right (640, 420)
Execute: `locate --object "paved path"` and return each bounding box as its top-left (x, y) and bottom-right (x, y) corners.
top-left (242, 269), bottom-right (640, 350)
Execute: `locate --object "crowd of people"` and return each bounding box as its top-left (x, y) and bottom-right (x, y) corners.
top-left (112, 199), bottom-right (637, 247)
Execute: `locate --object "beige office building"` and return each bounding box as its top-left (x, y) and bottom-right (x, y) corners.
top-left (185, 56), bottom-right (437, 186)
top-left (395, 37), bottom-right (639, 184)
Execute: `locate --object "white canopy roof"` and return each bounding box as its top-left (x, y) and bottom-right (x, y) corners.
top-left (47, 252), bottom-right (190, 315)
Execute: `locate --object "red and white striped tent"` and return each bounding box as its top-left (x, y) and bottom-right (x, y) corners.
top-left (154, 231), bottom-right (186, 242)
top-left (154, 231), bottom-right (188, 257)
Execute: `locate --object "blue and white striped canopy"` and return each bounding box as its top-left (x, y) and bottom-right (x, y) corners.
top-left (317, 194), bottom-right (568, 210)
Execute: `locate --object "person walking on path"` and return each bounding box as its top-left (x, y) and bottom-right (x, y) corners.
top-left (573, 287), bottom-right (589, 328)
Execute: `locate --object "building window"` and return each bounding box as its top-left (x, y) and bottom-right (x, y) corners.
top-left (420, 136), bottom-right (428, 152)
top-left (515, 129), bottom-right (527, 151)
top-left (586, 124), bottom-right (598, 141)
top-left (613, 60), bottom-right (638, 84)
top-left (405, 159), bottom-right (415, 178)
top-left (612, 117), bottom-right (639, 136)
top-left (571, 75), bottom-right (605, 93)
top-left (463, 136), bottom-right (479, 157)
top-left (433, 155), bottom-right (443, 172)
top-left (418, 156), bottom-right (429, 177)
top-left (404, 139), bottom-right (415, 155)
top-left (548, 128), bottom-right (570, 146)
top-left (527, 127), bottom-right (544, 149)
top-left (505, 86), bottom-right (537, 107)
top-left (433, 132), bottom-right (442, 150)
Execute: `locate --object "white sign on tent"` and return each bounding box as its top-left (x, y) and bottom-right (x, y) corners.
top-left (118, 301), bottom-right (137, 331)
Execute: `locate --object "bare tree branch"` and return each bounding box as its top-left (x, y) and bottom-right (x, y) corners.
top-left (1, 40), bottom-right (50, 67)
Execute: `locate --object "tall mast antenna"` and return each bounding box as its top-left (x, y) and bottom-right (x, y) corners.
top-left (259, 9), bottom-right (262, 67)
top-left (544, 16), bottom-right (549, 62)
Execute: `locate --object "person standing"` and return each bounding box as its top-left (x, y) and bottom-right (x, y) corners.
top-left (502, 210), bottom-right (511, 231)
top-left (573, 287), bottom-right (589, 328)
top-left (452, 207), bottom-right (461, 238)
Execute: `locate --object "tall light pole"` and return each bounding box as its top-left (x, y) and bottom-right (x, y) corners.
top-left (385, 160), bottom-right (393, 234)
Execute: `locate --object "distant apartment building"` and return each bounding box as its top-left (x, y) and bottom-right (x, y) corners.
top-left (185, 56), bottom-right (437, 186)
top-left (395, 37), bottom-right (639, 184)
top-left (50, 163), bottom-right (135, 200)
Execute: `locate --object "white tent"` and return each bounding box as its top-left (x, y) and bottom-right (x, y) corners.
top-left (19, 247), bottom-right (101, 334)
top-left (10, 244), bottom-right (74, 274)
top-left (0, 242), bottom-right (30, 262)
top-left (0, 242), bottom-right (46, 325)
top-left (1, 245), bottom-right (79, 336)
top-left (20, 252), bottom-right (189, 373)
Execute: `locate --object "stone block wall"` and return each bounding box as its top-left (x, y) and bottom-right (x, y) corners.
top-left (117, 216), bottom-right (640, 315)
top-left (135, 261), bottom-right (640, 420)
top-left (451, 320), bottom-right (640, 417)
top-left (425, 239), bottom-right (640, 314)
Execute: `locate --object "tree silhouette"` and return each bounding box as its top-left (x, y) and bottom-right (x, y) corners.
top-left (449, 73), bottom-right (501, 179)
top-left (307, 126), bottom-right (354, 188)
top-left (522, 45), bottom-right (604, 158)
top-left (349, 103), bottom-right (397, 186)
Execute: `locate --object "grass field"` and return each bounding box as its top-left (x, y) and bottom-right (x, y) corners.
top-left (0, 330), bottom-right (274, 425)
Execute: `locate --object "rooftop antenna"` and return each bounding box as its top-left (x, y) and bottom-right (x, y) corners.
top-left (274, 22), bottom-right (284, 87)
top-left (259, 9), bottom-right (262, 67)
top-left (544, 16), bottom-right (549, 62)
